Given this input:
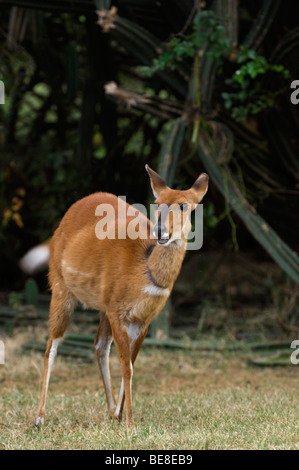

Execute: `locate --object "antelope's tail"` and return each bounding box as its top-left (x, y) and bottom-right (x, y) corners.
top-left (19, 241), bottom-right (50, 275)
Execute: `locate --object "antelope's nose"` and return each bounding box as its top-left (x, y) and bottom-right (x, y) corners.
top-left (153, 223), bottom-right (168, 239)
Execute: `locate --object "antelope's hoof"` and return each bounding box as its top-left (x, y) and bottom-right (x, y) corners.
top-left (35, 416), bottom-right (44, 428)
top-left (112, 412), bottom-right (122, 422)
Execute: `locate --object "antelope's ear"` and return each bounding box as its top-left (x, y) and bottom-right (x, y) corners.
top-left (188, 173), bottom-right (209, 204)
top-left (145, 164), bottom-right (169, 198)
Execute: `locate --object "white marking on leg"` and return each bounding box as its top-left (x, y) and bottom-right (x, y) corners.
top-left (95, 337), bottom-right (101, 350)
top-left (115, 324), bottom-right (142, 417)
top-left (46, 338), bottom-right (62, 395)
top-left (65, 297), bottom-right (77, 313)
top-left (114, 325), bottom-right (140, 419)
top-left (115, 378), bottom-right (124, 417)
top-left (99, 337), bottom-right (115, 411)
top-left (35, 337), bottom-right (62, 426)
top-left (127, 322), bottom-right (142, 343)
top-left (115, 361), bottom-right (133, 418)
top-left (35, 416), bottom-right (44, 426)
top-left (114, 324), bottom-right (144, 420)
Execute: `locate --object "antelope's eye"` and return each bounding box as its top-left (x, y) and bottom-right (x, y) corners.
top-left (180, 204), bottom-right (188, 212)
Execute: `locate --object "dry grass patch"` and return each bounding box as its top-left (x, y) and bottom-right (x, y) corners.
top-left (0, 330), bottom-right (298, 449)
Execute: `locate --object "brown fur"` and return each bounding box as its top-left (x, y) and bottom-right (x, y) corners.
top-left (36, 166), bottom-right (209, 428)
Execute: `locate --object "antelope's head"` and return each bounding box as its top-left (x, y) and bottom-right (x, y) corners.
top-left (145, 164), bottom-right (209, 247)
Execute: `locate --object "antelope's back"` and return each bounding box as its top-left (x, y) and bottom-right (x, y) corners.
top-left (48, 192), bottom-right (154, 300)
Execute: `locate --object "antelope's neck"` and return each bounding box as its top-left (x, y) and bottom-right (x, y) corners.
top-left (146, 241), bottom-right (187, 289)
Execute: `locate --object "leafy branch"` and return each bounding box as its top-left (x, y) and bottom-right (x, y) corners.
top-left (144, 10), bottom-right (290, 122)
top-left (142, 10), bottom-right (231, 76)
top-left (222, 46), bottom-right (290, 121)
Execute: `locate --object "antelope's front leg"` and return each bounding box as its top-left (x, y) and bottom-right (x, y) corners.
top-left (109, 317), bottom-right (134, 427)
top-left (114, 323), bottom-right (148, 422)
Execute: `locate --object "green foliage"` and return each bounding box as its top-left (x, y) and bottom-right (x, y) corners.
top-left (144, 10), bottom-right (290, 122)
top-left (24, 279), bottom-right (39, 305)
top-left (8, 291), bottom-right (23, 308)
top-left (234, 46), bottom-right (290, 81)
top-left (204, 202), bottom-right (221, 229)
top-left (0, 1), bottom-right (298, 289)
top-left (143, 10), bottom-right (231, 77)
top-left (192, 10), bottom-right (232, 62)
top-left (222, 46), bottom-right (290, 121)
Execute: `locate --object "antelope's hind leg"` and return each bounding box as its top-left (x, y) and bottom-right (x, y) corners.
top-left (35, 287), bottom-right (77, 427)
top-left (94, 312), bottom-right (117, 419)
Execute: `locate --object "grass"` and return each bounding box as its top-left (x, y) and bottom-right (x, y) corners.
top-left (0, 330), bottom-right (298, 450)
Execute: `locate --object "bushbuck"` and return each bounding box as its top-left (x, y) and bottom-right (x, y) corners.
top-left (31, 165), bottom-right (208, 428)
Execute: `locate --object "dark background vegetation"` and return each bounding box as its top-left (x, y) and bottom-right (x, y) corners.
top-left (0, 0), bottom-right (298, 338)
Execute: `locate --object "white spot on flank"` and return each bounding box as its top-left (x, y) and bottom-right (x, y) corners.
top-left (144, 285), bottom-right (170, 296)
top-left (62, 262), bottom-right (92, 277)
